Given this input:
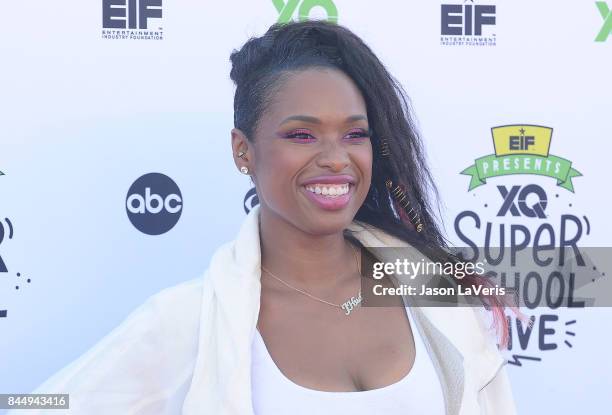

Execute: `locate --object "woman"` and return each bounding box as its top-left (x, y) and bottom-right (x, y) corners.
top-left (15, 20), bottom-right (521, 415)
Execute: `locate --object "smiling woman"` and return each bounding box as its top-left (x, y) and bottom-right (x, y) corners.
top-left (11, 20), bottom-right (521, 415)
top-left (226, 20), bottom-right (521, 414)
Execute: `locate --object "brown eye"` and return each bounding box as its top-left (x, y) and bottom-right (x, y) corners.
top-left (344, 128), bottom-right (371, 140)
top-left (283, 128), bottom-right (316, 141)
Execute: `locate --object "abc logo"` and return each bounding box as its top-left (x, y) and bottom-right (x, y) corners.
top-left (126, 173), bottom-right (182, 235)
top-left (243, 187), bottom-right (259, 214)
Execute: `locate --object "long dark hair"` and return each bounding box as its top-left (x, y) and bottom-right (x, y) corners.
top-left (229, 20), bottom-right (524, 348)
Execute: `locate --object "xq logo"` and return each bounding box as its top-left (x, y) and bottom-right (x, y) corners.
top-left (126, 173), bottom-right (182, 235)
top-left (273, 0), bottom-right (338, 23)
top-left (595, 1), bottom-right (612, 42)
top-left (497, 185), bottom-right (548, 219)
top-left (102, 0), bottom-right (162, 30)
top-left (441, 2), bottom-right (496, 36)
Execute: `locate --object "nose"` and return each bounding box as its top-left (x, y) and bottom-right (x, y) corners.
top-left (316, 140), bottom-right (350, 172)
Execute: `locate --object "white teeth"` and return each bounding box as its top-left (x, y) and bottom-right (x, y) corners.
top-left (305, 183), bottom-right (350, 197)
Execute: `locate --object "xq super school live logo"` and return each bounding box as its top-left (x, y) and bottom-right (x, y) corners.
top-left (0, 169), bottom-right (6, 319)
top-left (454, 124), bottom-right (595, 367)
top-left (0, 170), bottom-right (33, 320)
top-left (102, 0), bottom-right (163, 40)
top-left (273, 0), bottom-right (338, 23)
top-left (596, 1), bottom-right (612, 41)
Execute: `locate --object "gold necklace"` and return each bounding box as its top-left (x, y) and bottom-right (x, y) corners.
top-left (261, 244), bottom-right (363, 316)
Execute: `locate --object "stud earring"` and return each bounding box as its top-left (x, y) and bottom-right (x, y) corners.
top-left (385, 179), bottom-right (424, 232)
top-left (237, 151), bottom-right (246, 159)
top-left (240, 166), bottom-right (249, 175)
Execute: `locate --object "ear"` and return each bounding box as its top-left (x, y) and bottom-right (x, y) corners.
top-left (231, 128), bottom-right (253, 173)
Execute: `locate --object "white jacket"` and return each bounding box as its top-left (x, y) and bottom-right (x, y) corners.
top-left (13, 205), bottom-right (518, 415)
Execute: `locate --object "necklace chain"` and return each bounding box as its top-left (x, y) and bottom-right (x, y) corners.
top-left (260, 244), bottom-right (362, 311)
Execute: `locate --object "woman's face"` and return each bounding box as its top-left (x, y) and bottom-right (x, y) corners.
top-left (234, 67), bottom-right (373, 235)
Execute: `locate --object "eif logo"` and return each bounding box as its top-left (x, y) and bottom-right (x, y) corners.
top-left (273, 0), bottom-right (338, 23)
top-left (461, 125), bottom-right (582, 192)
top-left (126, 173), bottom-right (182, 235)
top-left (441, 1), bottom-right (496, 36)
top-left (102, 0), bottom-right (162, 29)
top-left (595, 1), bottom-right (612, 41)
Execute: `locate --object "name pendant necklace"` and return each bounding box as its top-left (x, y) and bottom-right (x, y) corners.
top-left (261, 244), bottom-right (363, 316)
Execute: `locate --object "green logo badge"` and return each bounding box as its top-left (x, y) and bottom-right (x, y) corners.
top-left (273, 0), bottom-right (338, 23)
top-left (596, 1), bottom-right (612, 41)
top-left (461, 125), bottom-right (582, 192)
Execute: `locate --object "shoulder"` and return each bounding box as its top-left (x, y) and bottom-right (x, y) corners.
top-left (145, 277), bottom-right (205, 320)
top-left (20, 276), bottom-right (210, 413)
top-left (140, 276), bottom-right (208, 360)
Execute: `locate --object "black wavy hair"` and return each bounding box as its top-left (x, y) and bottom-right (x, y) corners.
top-left (229, 20), bottom-right (524, 347)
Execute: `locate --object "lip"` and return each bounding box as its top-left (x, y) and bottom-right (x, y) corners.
top-left (301, 174), bottom-right (357, 186)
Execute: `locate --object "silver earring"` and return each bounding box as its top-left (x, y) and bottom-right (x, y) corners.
top-left (240, 166), bottom-right (249, 175)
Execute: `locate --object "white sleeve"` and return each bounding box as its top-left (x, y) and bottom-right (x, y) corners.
top-left (477, 363), bottom-right (519, 415)
top-left (7, 285), bottom-right (200, 415)
top-left (472, 307), bottom-right (519, 415)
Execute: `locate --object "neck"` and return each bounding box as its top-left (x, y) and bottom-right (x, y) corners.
top-left (259, 206), bottom-right (358, 292)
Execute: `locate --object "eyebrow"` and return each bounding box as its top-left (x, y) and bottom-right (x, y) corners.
top-left (279, 114), bottom-right (368, 125)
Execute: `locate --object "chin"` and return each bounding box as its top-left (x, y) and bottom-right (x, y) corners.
top-left (298, 208), bottom-right (359, 236)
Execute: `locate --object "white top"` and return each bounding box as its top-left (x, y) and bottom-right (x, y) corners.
top-left (251, 305), bottom-right (446, 414)
top-left (10, 206), bottom-right (514, 414)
